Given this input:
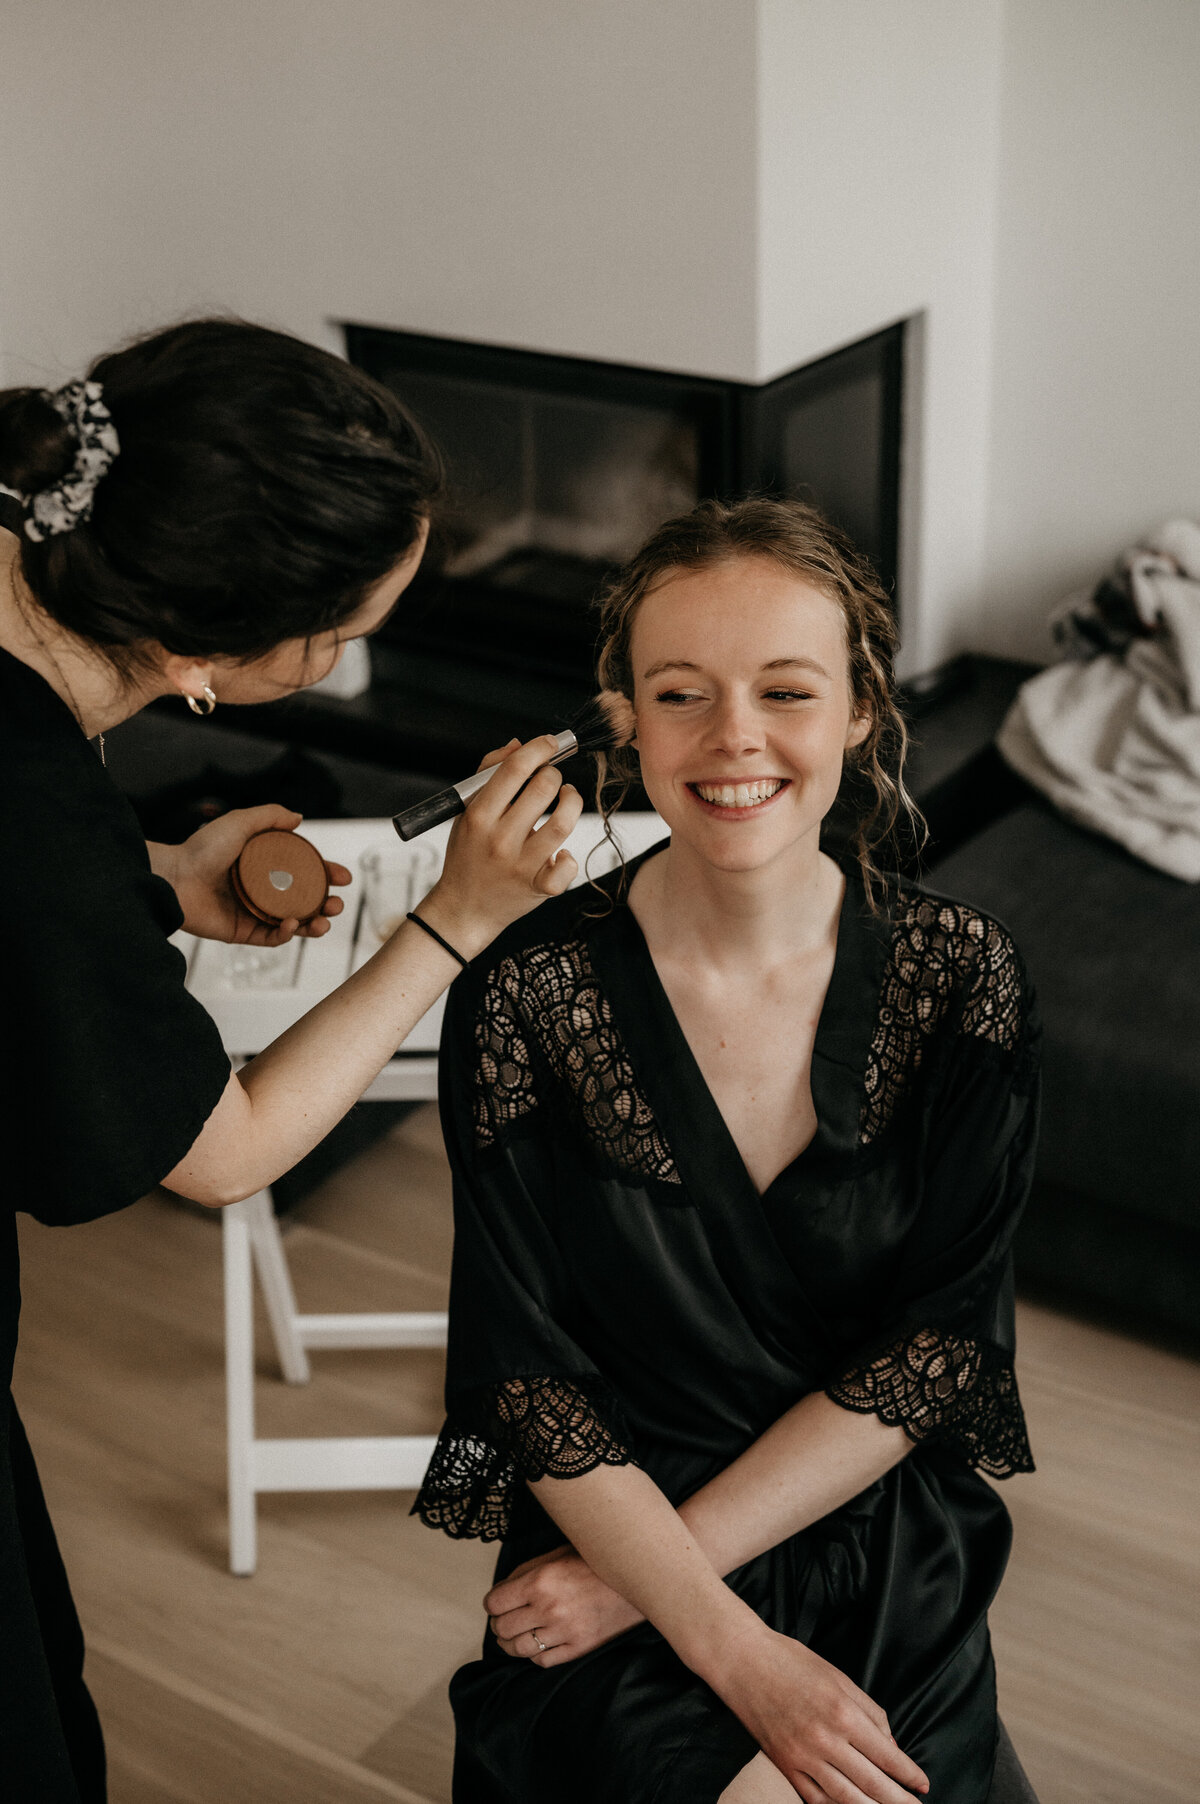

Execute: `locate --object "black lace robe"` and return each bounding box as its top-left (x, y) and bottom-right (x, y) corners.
top-left (415, 853), bottom-right (1039, 1804)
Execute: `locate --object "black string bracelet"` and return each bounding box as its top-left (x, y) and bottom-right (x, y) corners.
top-left (406, 910), bottom-right (468, 970)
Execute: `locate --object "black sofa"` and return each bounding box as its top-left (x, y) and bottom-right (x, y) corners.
top-left (930, 794), bottom-right (1200, 1347)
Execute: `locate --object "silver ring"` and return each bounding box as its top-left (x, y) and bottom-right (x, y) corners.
top-left (530, 1629), bottom-right (548, 1653)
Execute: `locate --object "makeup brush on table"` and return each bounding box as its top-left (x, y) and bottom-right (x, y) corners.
top-left (392, 690), bottom-right (635, 841)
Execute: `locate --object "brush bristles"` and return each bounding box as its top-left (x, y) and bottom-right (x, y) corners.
top-left (569, 689), bottom-right (635, 755)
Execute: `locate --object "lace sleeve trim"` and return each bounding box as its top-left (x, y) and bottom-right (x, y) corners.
top-left (412, 1374), bottom-right (635, 1541)
top-left (826, 1327), bottom-right (1035, 1479)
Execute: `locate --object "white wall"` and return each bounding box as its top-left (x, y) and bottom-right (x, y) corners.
top-left (978, 0), bottom-right (1200, 659)
top-left (754, 0), bottom-right (1200, 667)
top-left (4, 3), bottom-right (1197, 668)
top-left (756, 1), bottom-right (1004, 672)
top-left (0, 0), bottom-right (758, 387)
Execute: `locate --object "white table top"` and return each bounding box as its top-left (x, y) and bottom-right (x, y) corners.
top-left (178, 811), bottom-right (665, 1059)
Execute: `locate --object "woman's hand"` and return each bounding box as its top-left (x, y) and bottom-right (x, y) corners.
top-left (414, 735), bottom-right (583, 962)
top-left (712, 1625), bottom-right (929, 1803)
top-left (484, 1544), bottom-right (644, 1666)
top-left (148, 805), bottom-right (350, 947)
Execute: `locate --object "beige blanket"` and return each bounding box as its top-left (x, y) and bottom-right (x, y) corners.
top-left (997, 519), bottom-right (1200, 881)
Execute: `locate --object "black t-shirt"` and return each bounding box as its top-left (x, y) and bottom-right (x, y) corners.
top-left (0, 644), bottom-right (230, 1391)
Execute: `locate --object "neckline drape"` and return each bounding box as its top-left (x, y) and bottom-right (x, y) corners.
top-left (586, 849), bottom-right (892, 1362)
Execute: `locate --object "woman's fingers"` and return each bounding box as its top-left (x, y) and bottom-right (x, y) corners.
top-left (231, 803), bottom-right (305, 839)
top-left (528, 785), bottom-right (583, 892)
top-left (466, 734), bottom-right (565, 825)
top-left (492, 1623), bottom-right (546, 1655)
top-left (493, 1625), bottom-right (561, 1659)
top-left (206, 803), bottom-right (305, 861)
top-left (533, 846), bottom-right (580, 896)
top-left (843, 1682), bottom-right (891, 1743)
top-left (806, 1753), bottom-right (923, 1804)
top-left (245, 917), bottom-right (300, 948)
top-left (849, 1718), bottom-right (926, 1796)
top-left (475, 736), bottom-right (521, 773)
top-left (791, 1698), bottom-right (925, 1802)
top-left (796, 1728), bottom-right (924, 1804)
top-left (324, 861), bottom-right (353, 889)
top-left (792, 1780), bottom-right (835, 1804)
top-left (463, 744), bottom-right (582, 883)
top-left (727, 1638), bottom-right (926, 1804)
top-left (430, 736), bottom-right (588, 951)
top-left (488, 764), bottom-right (570, 853)
top-left (488, 1603), bottom-right (544, 1643)
top-left (803, 1766), bottom-right (877, 1804)
top-left (482, 1573), bottom-right (529, 1617)
top-left (498, 1633), bottom-right (576, 1668)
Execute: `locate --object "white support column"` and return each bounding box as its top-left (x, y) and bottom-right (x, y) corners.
top-left (293, 1312), bottom-right (448, 1351)
top-left (244, 1191), bottom-right (310, 1385)
top-left (251, 1435), bottom-right (437, 1492)
top-left (223, 1197), bottom-right (259, 1577)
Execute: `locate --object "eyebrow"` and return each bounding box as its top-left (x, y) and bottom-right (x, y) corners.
top-left (641, 656), bottom-right (833, 680)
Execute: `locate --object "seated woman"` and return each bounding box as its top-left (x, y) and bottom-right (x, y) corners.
top-left (415, 497), bottom-right (1040, 1804)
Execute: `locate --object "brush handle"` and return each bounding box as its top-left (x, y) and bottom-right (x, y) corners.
top-left (392, 729), bottom-right (578, 841)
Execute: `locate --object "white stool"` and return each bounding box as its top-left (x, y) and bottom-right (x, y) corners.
top-left (222, 1056), bottom-right (444, 1575)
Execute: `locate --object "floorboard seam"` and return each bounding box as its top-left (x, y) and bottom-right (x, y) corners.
top-left (87, 1633), bottom-right (436, 1804)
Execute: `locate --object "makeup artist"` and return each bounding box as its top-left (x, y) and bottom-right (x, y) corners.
top-left (0, 318), bottom-right (583, 1803)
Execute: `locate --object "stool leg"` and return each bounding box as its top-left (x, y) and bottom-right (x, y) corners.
top-left (245, 1190), bottom-right (310, 1385)
top-left (224, 1200), bottom-right (258, 1576)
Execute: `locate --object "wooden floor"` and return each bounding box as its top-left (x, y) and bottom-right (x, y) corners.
top-left (14, 1104), bottom-right (1200, 1803)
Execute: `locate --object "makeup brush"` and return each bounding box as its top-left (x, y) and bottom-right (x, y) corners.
top-left (392, 690), bottom-right (635, 841)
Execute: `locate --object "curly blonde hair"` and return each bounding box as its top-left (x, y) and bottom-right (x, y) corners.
top-left (592, 495), bottom-right (924, 907)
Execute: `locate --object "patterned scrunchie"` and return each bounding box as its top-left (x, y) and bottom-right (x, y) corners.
top-left (0, 379), bottom-right (121, 541)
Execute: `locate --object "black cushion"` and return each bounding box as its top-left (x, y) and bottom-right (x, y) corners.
top-left (930, 801), bottom-right (1200, 1231)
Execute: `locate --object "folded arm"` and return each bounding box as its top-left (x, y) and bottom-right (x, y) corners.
top-left (679, 1388), bottom-right (911, 1575)
top-left (492, 1452), bottom-right (926, 1802)
top-left (487, 1390), bottom-right (909, 1658)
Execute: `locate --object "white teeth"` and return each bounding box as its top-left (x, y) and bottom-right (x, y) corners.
top-left (693, 779), bottom-right (783, 809)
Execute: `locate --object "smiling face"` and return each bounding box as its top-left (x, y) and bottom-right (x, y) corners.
top-left (629, 554), bottom-right (869, 876)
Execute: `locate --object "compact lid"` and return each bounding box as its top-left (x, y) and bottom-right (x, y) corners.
top-left (231, 829), bottom-right (329, 926)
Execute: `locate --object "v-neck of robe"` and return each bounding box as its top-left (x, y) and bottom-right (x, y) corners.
top-left (586, 850), bottom-right (891, 1359)
top-left (594, 851), bottom-right (888, 1189)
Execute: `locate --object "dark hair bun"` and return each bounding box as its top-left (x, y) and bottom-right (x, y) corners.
top-left (2, 318), bottom-right (443, 671)
top-left (0, 389), bottom-right (76, 496)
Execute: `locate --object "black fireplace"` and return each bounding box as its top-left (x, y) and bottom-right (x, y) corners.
top-left (344, 321), bottom-right (904, 694)
top-left (134, 323), bottom-right (905, 790)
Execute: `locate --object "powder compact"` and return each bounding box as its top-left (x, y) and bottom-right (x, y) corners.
top-left (230, 829), bottom-right (330, 927)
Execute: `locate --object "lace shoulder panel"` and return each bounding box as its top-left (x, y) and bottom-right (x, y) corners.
top-left (472, 955), bottom-right (540, 1147)
top-left (471, 937), bottom-right (680, 1185)
top-left (826, 1327), bottom-right (1034, 1479)
top-left (413, 1375), bottom-right (634, 1541)
top-left (860, 888), bottom-right (1034, 1145)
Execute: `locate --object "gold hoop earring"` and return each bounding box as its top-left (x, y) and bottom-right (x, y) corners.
top-left (184, 683), bottom-right (217, 717)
